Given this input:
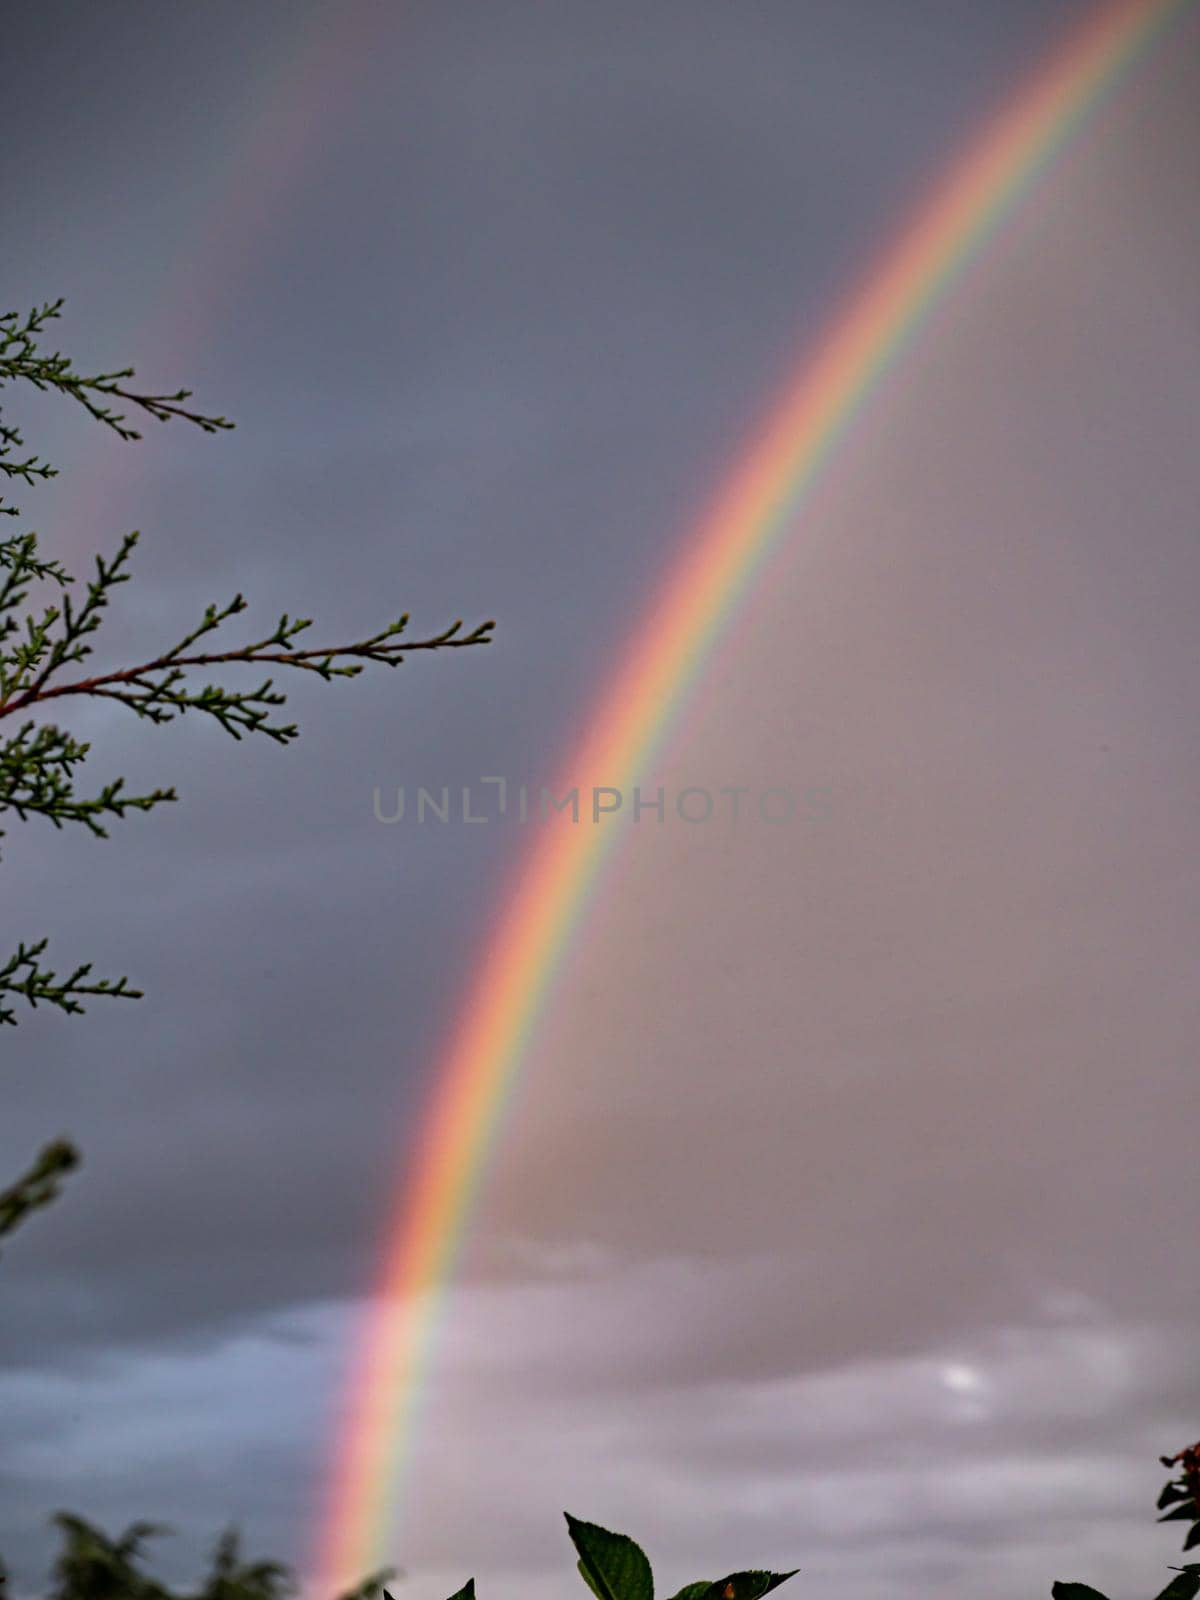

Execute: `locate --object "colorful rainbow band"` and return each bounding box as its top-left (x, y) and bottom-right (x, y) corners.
top-left (315, 0), bottom-right (1193, 1587)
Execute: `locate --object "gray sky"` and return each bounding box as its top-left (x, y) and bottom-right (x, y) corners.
top-left (3, 3), bottom-right (1198, 1598)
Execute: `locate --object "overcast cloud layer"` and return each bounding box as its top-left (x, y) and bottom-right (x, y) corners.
top-left (3, 4), bottom-right (1198, 1598)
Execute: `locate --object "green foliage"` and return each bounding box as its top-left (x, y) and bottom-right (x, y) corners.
top-left (698, 1575), bottom-right (800, 1600)
top-left (0, 1139), bottom-right (79, 1255)
top-left (47, 1514), bottom-right (174, 1600)
top-left (12, 1516), bottom-right (396, 1600)
top-left (192, 1528), bottom-right (296, 1600)
top-left (1158, 1444), bottom-right (1200, 1553)
top-left (567, 1515), bottom-right (655, 1600)
top-left (424, 1515), bottom-right (798, 1600)
top-left (561, 1514), bottom-right (797, 1600)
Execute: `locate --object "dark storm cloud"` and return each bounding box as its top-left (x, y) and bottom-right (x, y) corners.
top-left (3, 0), bottom-right (1079, 1353)
top-left (2, 3), bottom-right (1196, 1599)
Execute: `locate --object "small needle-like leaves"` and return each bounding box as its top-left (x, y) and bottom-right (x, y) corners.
top-left (0, 302), bottom-right (493, 1033)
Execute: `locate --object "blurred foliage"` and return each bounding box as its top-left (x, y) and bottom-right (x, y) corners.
top-left (0, 1139), bottom-right (79, 1259)
top-left (0, 1515), bottom-right (396, 1600)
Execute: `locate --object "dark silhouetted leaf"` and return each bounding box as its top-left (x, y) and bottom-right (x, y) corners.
top-left (564, 1515), bottom-right (653, 1600)
top-left (1162, 1486), bottom-right (1195, 1509)
top-left (1153, 1570), bottom-right (1200, 1600)
top-left (1160, 1505), bottom-right (1198, 1523)
top-left (700, 1571), bottom-right (800, 1600)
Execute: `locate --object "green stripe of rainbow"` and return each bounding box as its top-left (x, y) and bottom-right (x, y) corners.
top-left (315, 0), bottom-right (1192, 1586)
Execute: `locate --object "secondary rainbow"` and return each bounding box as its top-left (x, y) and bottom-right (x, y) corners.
top-left (315, 0), bottom-right (1193, 1586)
top-left (61, 0), bottom-right (371, 564)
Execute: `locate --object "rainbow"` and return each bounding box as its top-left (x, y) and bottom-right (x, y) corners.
top-left (314, 0), bottom-right (1193, 1587)
top-left (64, 0), bottom-right (370, 556)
